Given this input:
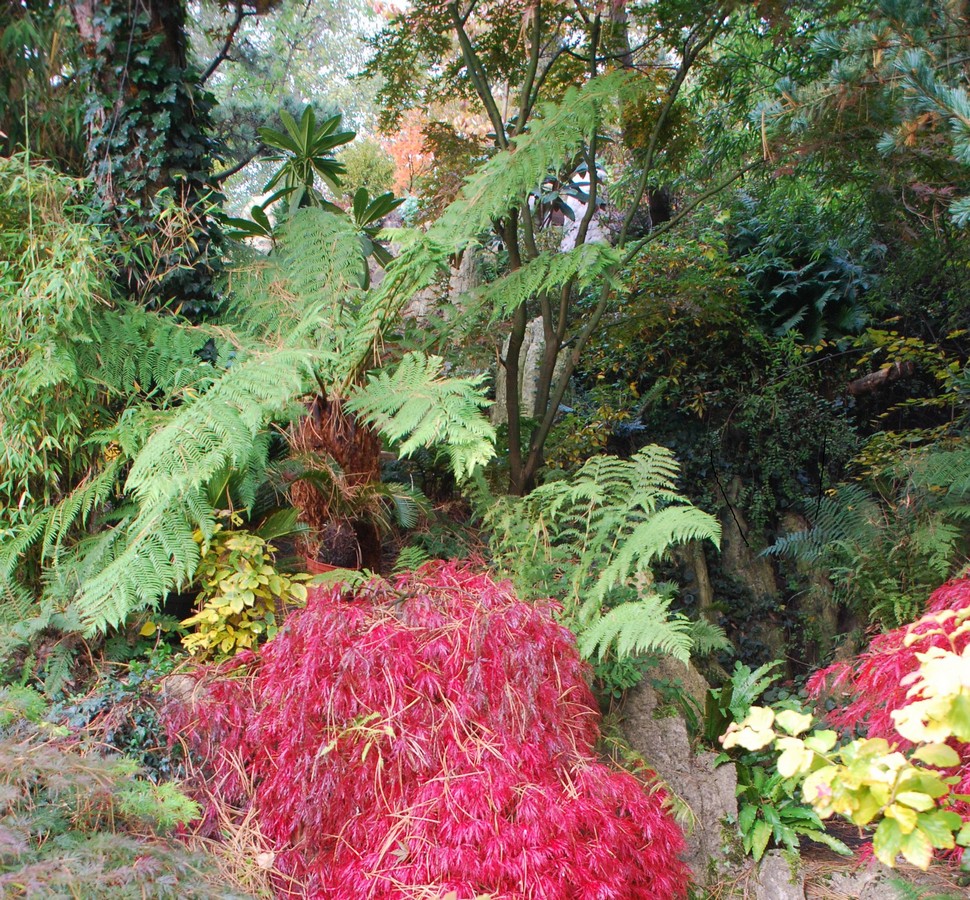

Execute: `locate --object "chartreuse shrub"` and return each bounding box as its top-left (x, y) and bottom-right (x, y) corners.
top-left (708, 662), bottom-right (849, 863)
top-left (164, 562), bottom-right (690, 898)
top-left (723, 578), bottom-right (970, 870)
top-left (181, 526), bottom-right (310, 659)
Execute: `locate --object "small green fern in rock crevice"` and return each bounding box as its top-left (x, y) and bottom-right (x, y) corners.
top-left (481, 445), bottom-right (725, 663)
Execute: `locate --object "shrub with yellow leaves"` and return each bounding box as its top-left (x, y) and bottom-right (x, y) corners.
top-left (722, 642), bottom-right (970, 870)
top-left (181, 527), bottom-right (309, 659)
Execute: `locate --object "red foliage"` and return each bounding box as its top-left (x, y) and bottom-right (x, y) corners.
top-left (165, 562), bottom-right (689, 899)
top-left (807, 577), bottom-right (970, 821)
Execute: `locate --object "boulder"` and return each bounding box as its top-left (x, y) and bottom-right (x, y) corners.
top-left (621, 659), bottom-right (740, 883)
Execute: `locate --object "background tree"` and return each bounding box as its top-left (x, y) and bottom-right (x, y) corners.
top-left (68, 0), bottom-right (230, 313)
top-left (369, 0), bottom-right (747, 493)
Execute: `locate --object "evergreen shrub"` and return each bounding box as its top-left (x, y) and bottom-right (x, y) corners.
top-left (165, 562), bottom-right (689, 898)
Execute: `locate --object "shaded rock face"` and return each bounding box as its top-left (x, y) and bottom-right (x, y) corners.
top-left (717, 477), bottom-right (790, 667)
top-left (621, 659), bottom-right (739, 883)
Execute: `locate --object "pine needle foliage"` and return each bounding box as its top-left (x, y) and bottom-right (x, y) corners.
top-left (481, 446), bottom-right (723, 662)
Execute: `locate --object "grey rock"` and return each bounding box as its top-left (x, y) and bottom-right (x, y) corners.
top-left (754, 851), bottom-right (805, 900)
top-left (621, 662), bottom-right (739, 884)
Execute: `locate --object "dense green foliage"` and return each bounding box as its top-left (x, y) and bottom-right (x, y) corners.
top-left (481, 445), bottom-right (725, 662)
top-left (1, 0), bottom-right (970, 893)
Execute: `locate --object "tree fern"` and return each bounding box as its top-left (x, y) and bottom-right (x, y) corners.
top-left (474, 243), bottom-right (625, 320)
top-left (428, 70), bottom-right (641, 247)
top-left (346, 352), bottom-right (495, 482)
top-left (4, 77), bottom-right (659, 634)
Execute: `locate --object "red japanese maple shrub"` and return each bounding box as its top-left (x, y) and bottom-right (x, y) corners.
top-left (165, 562), bottom-right (689, 899)
top-left (807, 577), bottom-right (970, 820)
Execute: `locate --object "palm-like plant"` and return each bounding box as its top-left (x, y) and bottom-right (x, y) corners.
top-left (260, 106), bottom-right (356, 214)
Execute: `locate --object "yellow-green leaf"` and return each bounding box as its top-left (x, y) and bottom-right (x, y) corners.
top-left (911, 743), bottom-right (961, 768)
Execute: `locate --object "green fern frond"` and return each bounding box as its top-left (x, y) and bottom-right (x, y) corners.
top-left (79, 305), bottom-right (231, 400)
top-left (73, 498), bottom-right (203, 632)
top-left (473, 243), bottom-right (625, 320)
top-left (578, 593), bottom-right (695, 662)
top-left (347, 352), bottom-right (496, 481)
top-left (767, 483), bottom-right (878, 562)
top-left (279, 207), bottom-right (368, 295)
top-left (0, 514), bottom-right (50, 582)
top-left (0, 577), bottom-right (34, 626)
top-left (431, 70), bottom-right (639, 245)
top-left (908, 447), bottom-right (970, 498)
top-left (486, 445), bottom-right (720, 664)
top-left (688, 618), bottom-right (732, 656)
top-left (125, 348), bottom-right (315, 506)
top-left (587, 507), bottom-right (723, 613)
top-left (393, 545), bottom-right (432, 574)
top-left (40, 459), bottom-right (124, 563)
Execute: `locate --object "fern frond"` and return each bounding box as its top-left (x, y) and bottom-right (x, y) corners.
top-left (347, 352), bottom-right (496, 481)
top-left (73, 497), bottom-right (203, 632)
top-left (0, 577), bottom-right (34, 626)
top-left (431, 70), bottom-right (639, 244)
top-left (40, 459), bottom-right (124, 563)
top-left (687, 618), bottom-right (732, 656)
top-left (80, 305), bottom-right (232, 399)
top-left (472, 243), bottom-right (625, 320)
top-left (587, 507), bottom-right (722, 613)
top-left (278, 207), bottom-right (368, 298)
top-left (578, 593), bottom-right (694, 663)
top-left (393, 545), bottom-right (432, 573)
top-left (767, 483), bottom-right (878, 562)
top-left (486, 445), bottom-right (720, 664)
top-left (338, 70), bottom-right (647, 376)
top-left (125, 348), bottom-right (315, 507)
top-left (909, 447), bottom-right (970, 499)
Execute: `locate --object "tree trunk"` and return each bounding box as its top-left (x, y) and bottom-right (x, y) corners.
top-left (70, 0), bottom-right (221, 314)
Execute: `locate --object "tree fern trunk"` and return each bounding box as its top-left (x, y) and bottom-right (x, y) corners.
top-left (289, 395), bottom-right (384, 571)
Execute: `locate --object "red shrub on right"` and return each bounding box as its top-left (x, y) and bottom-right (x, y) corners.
top-left (807, 577), bottom-right (970, 820)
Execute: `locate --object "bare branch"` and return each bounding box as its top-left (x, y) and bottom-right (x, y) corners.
top-left (200, 1), bottom-right (252, 85)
